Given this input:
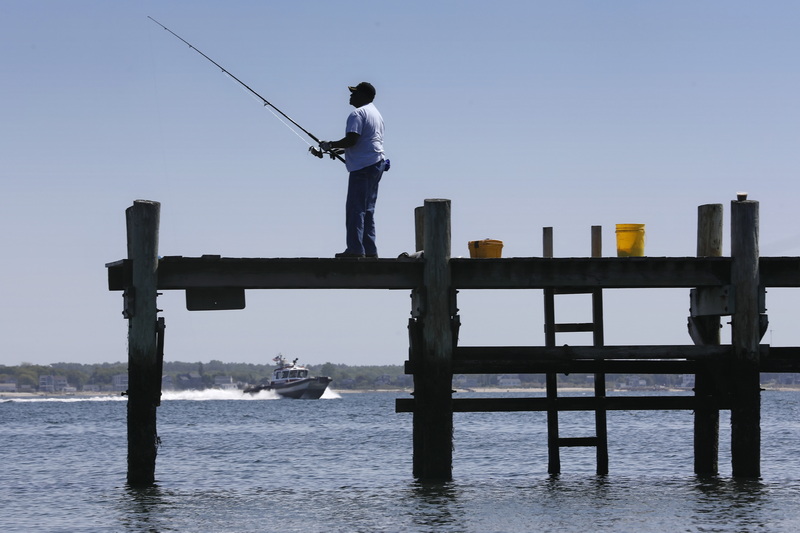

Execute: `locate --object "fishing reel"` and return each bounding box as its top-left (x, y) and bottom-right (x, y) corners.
top-left (309, 144), bottom-right (344, 160)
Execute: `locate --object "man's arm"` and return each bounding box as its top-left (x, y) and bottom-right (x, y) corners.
top-left (311, 132), bottom-right (359, 159)
top-left (325, 132), bottom-right (360, 150)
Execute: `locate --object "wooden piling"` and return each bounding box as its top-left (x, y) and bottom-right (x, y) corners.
top-left (414, 206), bottom-right (425, 252)
top-left (730, 197), bottom-right (761, 478)
top-left (412, 199), bottom-right (454, 480)
top-left (590, 226), bottom-right (608, 475)
top-left (697, 204), bottom-right (724, 258)
top-left (693, 203), bottom-right (723, 475)
top-left (125, 200), bottom-right (161, 487)
top-left (542, 227), bottom-right (560, 473)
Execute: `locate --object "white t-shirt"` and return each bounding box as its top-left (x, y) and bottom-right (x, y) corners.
top-left (344, 102), bottom-right (385, 172)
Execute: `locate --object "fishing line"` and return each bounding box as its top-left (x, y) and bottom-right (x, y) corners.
top-left (228, 77), bottom-right (312, 147)
top-left (147, 16), bottom-right (343, 163)
top-left (267, 109), bottom-right (313, 147)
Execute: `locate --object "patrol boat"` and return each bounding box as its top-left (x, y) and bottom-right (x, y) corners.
top-left (244, 355), bottom-right (332, 399)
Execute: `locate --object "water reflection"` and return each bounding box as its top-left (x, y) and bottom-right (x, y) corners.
top-left (544, 473), bottom-right (614, 501)
top-left (407, 480), bottom-right (462, 530)
top-left (118, 484), bottom-right (172, 533)
top-left (691, 476), bottom-right (771, 530)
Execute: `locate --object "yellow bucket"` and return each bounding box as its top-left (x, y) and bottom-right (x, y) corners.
top-left (468, 239), bottom-right (504, 258)
top-left (615, 224), bottom-right (645, 257)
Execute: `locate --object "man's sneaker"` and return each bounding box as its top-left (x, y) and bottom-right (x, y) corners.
top-left (335, 251), bottom-right (365, 258)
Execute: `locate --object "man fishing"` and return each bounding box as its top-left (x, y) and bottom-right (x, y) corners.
top-left (147, 20), bottom-right (386, 256)
top-left (311, 82), bottom-right (387, 258)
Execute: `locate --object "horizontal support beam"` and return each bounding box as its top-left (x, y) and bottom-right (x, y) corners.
top-left (761, 346), bottom-right (800, 372)
top-left (107, 256), bottom-right (800, 291)
top-left (403, 345), bottom-right (769, 374)
top-left (107, 256), bottom-right (423, 291)
top-left (760, 257), bottom-right (800, 287)
top-left (396, 395), bottom-right (727, 413)
top-left (451, 257), bottom-right (733, 289)
top-left (403, 344), bottom-right (800, 374)
top-left (559, 437), bottom-right (600, 447)
top-left (553, 323), bottom-right (596, 333)
top-left (455, 345), bottom-right (735, 360)
top-left (453, 257), bottom-right (800, 289)
top-left (451, 359), bottom-right (701, 374)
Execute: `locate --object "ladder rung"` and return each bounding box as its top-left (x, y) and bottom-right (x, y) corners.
top-left (553, 287), bottom-right (598, 295)
top-left (553, 323), bottom-right (596, 333)
top-left (558, 437), bottom-right (599, 447)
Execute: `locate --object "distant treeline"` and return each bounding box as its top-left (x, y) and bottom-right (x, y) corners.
top-left (0, 360), bottom-right (415, 391)
top-left (0, 359), bottom-right (582, 391)
top-left (2, 361), bottom-right (798, 392)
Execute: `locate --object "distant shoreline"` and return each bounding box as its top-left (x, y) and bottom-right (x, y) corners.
top-left (0, 391), bottom-right (122, 400)
top-left (4, 384), bottom-right (800, 400)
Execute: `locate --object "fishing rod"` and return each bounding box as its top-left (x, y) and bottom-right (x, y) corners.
top-left (147, 16), bottom-right (345, 164)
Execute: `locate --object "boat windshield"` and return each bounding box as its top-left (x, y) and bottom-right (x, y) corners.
top-left (273, 366), bottom-right (309, 381)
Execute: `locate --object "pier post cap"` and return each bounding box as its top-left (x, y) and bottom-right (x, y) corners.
top-left (423, 198), bottom-right (451, 204)
top-left (132, 199), bottom-right (161, 206)
top-left (736, 192), bottom-right (748, 201)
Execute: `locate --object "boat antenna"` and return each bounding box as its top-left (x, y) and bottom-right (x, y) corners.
top-left (147, 16), bottom-right (345, 164)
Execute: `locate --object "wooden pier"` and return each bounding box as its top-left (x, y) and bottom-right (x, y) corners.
top-left (108, 197), bottom-right (800, 485)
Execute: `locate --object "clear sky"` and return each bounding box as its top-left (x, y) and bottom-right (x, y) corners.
top-left (2, 1), bottom-right (799, 367)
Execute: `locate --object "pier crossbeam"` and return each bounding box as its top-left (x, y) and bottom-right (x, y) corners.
top-left (396, 395), bottom-right (727, 413)
top-left (450, 360), bottom-right (699, 374)
top-left (452, 257), bottom-right (732, 289)
top-left (107, 255), bottom-right (800, 293)
top-left (455, 345), bottom-right (736, 360)
top-left (762, 346), bottom-right (800, 371)
top-left (404, 344), bottom-right (800, 374)
top-left (107, 256), bottom-right (424, 291)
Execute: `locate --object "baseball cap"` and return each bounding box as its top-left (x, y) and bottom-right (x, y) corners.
top-left (348, 82), bottom-right (376, 99)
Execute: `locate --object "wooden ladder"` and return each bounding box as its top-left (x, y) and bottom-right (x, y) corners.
top-left (542, 226), bottom-right (609, 475)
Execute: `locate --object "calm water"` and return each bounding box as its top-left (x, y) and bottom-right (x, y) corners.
top-left (3, 389), bottom-right (800, 532)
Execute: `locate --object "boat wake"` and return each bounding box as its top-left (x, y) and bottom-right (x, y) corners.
top-left (164, 388), bottom-right (342, 401)
top-left (1, 388), bottom-right (343, 403)
top-left (162, 389), bottom-right (280, 401)
top-left (321, 388), bottom-right (341, 399)
top-left (0, 395), bottom-right (127, 403)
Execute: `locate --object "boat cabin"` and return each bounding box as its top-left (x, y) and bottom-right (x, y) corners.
top-left (273, 367), bottom-right (309, 382)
